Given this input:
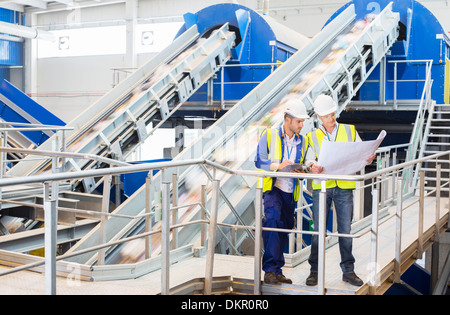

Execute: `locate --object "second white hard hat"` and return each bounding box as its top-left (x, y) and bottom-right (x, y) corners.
top-left (313, 94), bottom-right (337, 116)
top-left (282, 95), bottom-right (310, 119)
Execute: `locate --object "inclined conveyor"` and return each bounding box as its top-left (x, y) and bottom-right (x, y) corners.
top-left (63, 3), bottom-right (400, 265)
top-left (7, 23), bottom-right (236, 194)
top-left (0, 3), bottom-right (310, 252)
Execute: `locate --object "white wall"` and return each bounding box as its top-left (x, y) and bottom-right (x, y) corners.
top-left (35, 54), bottom-right (125, 122)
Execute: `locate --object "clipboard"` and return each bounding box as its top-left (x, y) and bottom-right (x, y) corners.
top-left (279, 164), bottom-right (309, 173)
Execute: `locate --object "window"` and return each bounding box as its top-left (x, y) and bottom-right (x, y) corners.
top-left (37, 22), bottom-right (184, 58)
top-left (136, 22), bottom-right (183, 53)
top-left (38, 25), bottom-right (126, 58)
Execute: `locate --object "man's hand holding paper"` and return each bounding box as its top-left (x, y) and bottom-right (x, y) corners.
top-left (316, 130), bottom-right (386, 175)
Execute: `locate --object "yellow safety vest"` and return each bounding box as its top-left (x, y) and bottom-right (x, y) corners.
top-left (257, 127), bottom-right (308, 202)
top-left (307, 124), bottom-right (356, 190)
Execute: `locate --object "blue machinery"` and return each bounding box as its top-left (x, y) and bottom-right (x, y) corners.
top-left (0, 1), bottom-right (449, 294)
top-left (0, 80), bottom-right (66, 147)
top-left (337, 0), bottom-right (449, 105)
top-left (175, 3), bottom-right (310, 104)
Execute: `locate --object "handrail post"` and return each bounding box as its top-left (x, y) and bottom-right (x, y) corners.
top-left (201, 184), bottom-right (207, 247)
top-left (431, 164), bottom-right (441, 291)
top-left (355, 169), bottom-right (365, 221)
top-left (44, 181), bottom-right (58, 295)
top-left (61, 129), bottom-right (67, 172)
top-left (172, 170), bottom-right (179, 250)
top-left (417, 170), bottom-right (425, 257)
top-left (394, 178), bottom-right (403, 283)
top-left (297, 182), bottom-right (304, 250)
top-left (0, 131), bottom-right (7, 178)
top-left (98, 175), bottom-right (112, 265)
top-left (144, 173), bottom-right (153, 259)
top-left (435, 164), bottom-right (441, 238)
top-left (393, 62), bottom-right (398, 109)
top-left (448, 153), bottom-right (450, 227)
top-left (317, 180), bottom-right (327, 295)
top-left (220, 66), bottom-right (225, 110)
top-left (161, 181), bottom-right (171, 295)
top-left (254, 177), bottom-right (263, 295)
top-left (205, 179), bottom-right (220, 295)
top-left (369, 187), bottom-right (379, 295)
top-left (391, 169), bottom-right (396, 202)
top-left (0, 131), bottom-right (5, 220)
top-left (380, 155), bottom-right (386, 209)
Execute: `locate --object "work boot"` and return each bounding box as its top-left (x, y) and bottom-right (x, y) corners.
top-left (264, 272), bottom-right (280, 284)
top-left (305, 271), bottom-right (318, 286)
top-left (342, 272), bottom-right (364, 287)
top-left (276, 274), bottom-right (292, 284)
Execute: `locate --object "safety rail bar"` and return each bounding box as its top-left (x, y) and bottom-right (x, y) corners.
top-left (0, 146), bottom-right (131, 167)
top-left (0, 149), bottom-right (449, 295)
top-left (0, 123), bottom-right (74, 175)
top-left (399, 60), bottom-right (434, 192)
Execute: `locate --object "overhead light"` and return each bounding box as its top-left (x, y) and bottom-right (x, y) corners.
top-left (58, 36), bottom-right (70, 50)
top-left (141, 31), bottom-right (154, 46)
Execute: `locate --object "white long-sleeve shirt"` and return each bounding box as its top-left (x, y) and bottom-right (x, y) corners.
top-left (273, 132), bottom-right (300, 193)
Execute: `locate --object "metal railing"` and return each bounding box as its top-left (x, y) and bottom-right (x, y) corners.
top-left (203, 62), bottom-right (282, 109)
top-left (241, 151), bottom-right (450, 294)
top-left (402, 60), bottom-right (434, 191)
top-left (0, 149), bottom-right (449, 295)
top-left (0, 123), bottom-right (74, 175)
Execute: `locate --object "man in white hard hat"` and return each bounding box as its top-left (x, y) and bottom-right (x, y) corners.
top-left (254, 94), bottom-right (310, 285)
top-left (305, 94), bottom-right (375, 287)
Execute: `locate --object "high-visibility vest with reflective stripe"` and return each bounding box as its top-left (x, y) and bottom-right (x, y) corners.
top-left (307, 124), bottom-right (356, 190)
top-left (257, 127), bottom-right (308, 202)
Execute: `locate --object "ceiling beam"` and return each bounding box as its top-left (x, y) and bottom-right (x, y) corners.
top-left (25, 0), bottom-right (125, 14)
top-left (16, 0), bottom-right (47, 9)
top-left (49, 0), bottom-right (74, 5)
top-left (0, 1), bottom-right (24, 12)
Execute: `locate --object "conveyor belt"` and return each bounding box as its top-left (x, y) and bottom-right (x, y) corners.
top-left (63, 3), bottom-right (400, 265)
top-left (7, 24), bottom-right (236, 194)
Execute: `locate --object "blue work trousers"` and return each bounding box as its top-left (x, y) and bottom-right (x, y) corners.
top-left (308, 187), bottom-right (355, 274)
top-left (262, 187), bottom-right (296, 275)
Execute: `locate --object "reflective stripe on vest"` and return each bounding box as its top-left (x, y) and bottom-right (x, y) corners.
top-left (269, 128), bottom-right (282, 163)
top-left (257, 127), bottom-right (308, 202)
top-left (308, 124), bottom-right (356, 190)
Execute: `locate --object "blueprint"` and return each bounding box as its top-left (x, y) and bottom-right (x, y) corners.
top-left (317, 130), bottom-right (386, 175)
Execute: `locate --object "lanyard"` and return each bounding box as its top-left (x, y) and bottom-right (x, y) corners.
top-left (321, 125), bottom-right (336, 141)
top-left (286, 146), bottom-right (294, 160)
top-left (285, 135), bottom-right (301, 161)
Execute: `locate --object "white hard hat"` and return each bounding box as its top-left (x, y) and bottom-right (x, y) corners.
top-left (282, 95), bottom-right (309, 119)
top-left (313, 94), bottom-right (337, 116)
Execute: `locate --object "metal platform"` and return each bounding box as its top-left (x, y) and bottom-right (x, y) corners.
top-left (0, 195), bottom-right (447, 295)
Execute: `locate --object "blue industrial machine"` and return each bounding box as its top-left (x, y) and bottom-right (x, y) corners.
top-left (326, 1), bottom-right (449, 295)
top-left (175, 3), bottom-right (310, 104)
top-left (0, 80), bottom-right (66, 146)
top-left (329, 0), bottom-right (449, 105)
top-left (0, 9), bottom-right (23, 70)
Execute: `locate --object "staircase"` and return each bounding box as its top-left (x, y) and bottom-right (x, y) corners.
top-left (420, 103), bottom-right (450, 195)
